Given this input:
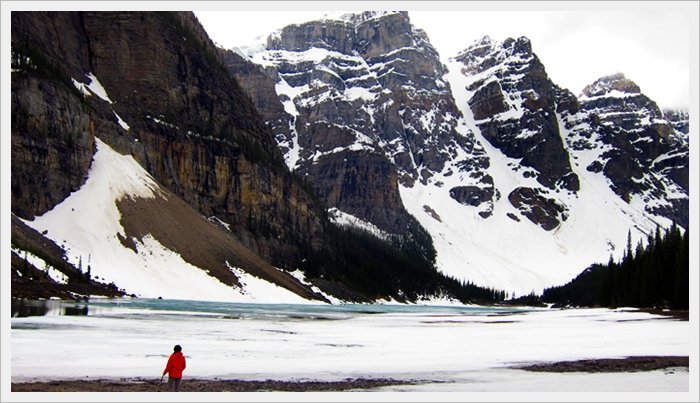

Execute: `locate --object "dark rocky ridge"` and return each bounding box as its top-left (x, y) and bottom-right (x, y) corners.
top-left (581, 72), bottom-right (641, 97)
top-left (450, 35), bottom-right (582, 230)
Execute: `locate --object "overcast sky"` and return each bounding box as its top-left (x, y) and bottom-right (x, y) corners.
top-left (195, 2), bottom-right (697, 110)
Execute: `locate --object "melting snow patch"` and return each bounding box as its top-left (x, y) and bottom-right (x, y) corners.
top-left (71, 78), bottom-right (91, 97)
top-left (72, 72), bottom-right (113, 103)
top-left (344, 86), bottom-right (377, 102)
top-left (84, 73), bottom-right (113, 103)
top-left (113, 112), bottom-right (130, 131)
top-left (208, 216), bottom-right (232, 232)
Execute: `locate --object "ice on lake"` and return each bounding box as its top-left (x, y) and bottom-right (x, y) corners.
top-left (10, 299), bottom-right (691, 393)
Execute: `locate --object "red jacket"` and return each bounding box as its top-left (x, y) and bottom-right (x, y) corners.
top-left (163, 351), bottom-right (186, 378)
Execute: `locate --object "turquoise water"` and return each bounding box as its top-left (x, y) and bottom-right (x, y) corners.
top-left (12, 298), bottom-right (531, 320)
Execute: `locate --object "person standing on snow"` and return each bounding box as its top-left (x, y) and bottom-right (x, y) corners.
top-left (162, 344), bottom-right (187, 391)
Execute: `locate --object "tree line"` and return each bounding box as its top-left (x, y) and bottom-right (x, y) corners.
top-left (542, 224), bottom-right (689, 309)
top-left (301, 222), bottom-right (507, 305)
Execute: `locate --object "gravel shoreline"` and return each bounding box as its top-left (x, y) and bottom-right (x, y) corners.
top-left (12, 356), bottom-right (689, 392)
top-left (11, 377), bottom-right (418, 392)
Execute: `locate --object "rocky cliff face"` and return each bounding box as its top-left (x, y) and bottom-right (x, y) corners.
top-left (449, 35), bottom-right (579, 230)
top-left (449, 38), bottom-right (688, 231)
top-left (571, 73), bottom-right (689, 227)
top-left (240, 11), bottom-right (492, 231)
top-left (454, 36), bottom-right (580, 193)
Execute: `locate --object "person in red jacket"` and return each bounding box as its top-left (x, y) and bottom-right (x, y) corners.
top-left (162, 344), bottom-right (187, 391)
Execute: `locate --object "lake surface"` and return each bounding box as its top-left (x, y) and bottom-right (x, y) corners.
top-left (10, 298), bottom-right (690, 393)
top-left (11, 298), bottom-right (527, 318)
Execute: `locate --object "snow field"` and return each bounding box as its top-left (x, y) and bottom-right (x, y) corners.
top-left (10, 303), bottom-right (690, 393)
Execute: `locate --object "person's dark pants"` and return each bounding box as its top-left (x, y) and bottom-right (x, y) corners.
top-left (167, 377), bottom-right (182, 391)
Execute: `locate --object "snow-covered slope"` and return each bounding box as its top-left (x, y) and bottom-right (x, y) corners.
top-left (22, 138), bottom-right (321, 303)
top-left (411, 37), bottom-right (684, 294)
top-left (405, 62), bottom-right (662, 293)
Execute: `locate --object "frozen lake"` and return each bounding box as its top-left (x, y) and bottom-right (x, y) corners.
top-left (10, 299), bottom-right (691, 393)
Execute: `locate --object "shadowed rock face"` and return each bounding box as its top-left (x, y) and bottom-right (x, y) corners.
top-left (450, 184), bottom-right (495, 208)
top-left (449, 176), bottom-right (496, 218)
top-left (468, 80), bottom-right (509, 120)
top-left (508, 187), bottom-right (568, 231)
top-left (300, 151), bottom-right (406, 231)
top-left (220, 49), bottom-right (293, 153)
top-left (11, 11), bottom-right (327, 276)
top-left (11, 76), bottom-right (96, 218)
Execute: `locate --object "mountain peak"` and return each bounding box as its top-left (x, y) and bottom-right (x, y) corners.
top-left (339, 11), bottom-right (408, 25)
top-left (453, 34), bottom-right (536, 79)
top-left (310, 11), bottom-right (408, 27)
top-left (581, 73), bottom-right (642, 98)
top-left (502, 36), bottom-right (532, 54)
top-left (456, 35), bottom-right (533, 62)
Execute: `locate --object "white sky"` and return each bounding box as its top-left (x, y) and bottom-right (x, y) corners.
top-left (194, 1), bottom-right (697, 110)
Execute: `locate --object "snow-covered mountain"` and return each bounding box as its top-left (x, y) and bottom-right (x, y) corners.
top-left (235, 12), bottom-right (689, 294)
top-left (10, 11), bottom-right (688, 301)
